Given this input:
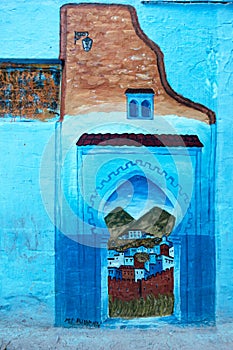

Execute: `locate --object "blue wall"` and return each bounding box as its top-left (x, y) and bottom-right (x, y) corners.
top-left (0, 1), bottom-right (233, 325)
top-left (0, 120), bottom-right (56, 325)
top-left (0, 0), bottom-right (220, 111)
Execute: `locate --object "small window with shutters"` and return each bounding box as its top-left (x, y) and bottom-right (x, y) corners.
top-left (125, 88), bottom-right (154, 120)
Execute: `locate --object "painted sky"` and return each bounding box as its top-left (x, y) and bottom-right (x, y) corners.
top-left (104, 175), bottom-right (173, 219)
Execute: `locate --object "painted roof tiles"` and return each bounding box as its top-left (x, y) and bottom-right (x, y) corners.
top-left (76, 133), bottom-right (203, 147)
top-left (125, 88), bottom-right (155, 94)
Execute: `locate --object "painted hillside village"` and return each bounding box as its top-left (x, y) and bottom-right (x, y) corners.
top-left (105, 206), bottom-right (175, 318)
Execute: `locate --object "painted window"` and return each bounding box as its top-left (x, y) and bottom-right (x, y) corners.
top-left (125, 88), bottom-right (154, 119)
top-left (141, 99), bottom-right (151, 118)
top-left (129, 99), bottom-right (139, 118)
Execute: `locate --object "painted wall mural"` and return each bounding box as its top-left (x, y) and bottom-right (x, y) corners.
top-left (52, 3), bottom-right (216, 327)
top-left (0, 2), bottom-right (223, 329)
top-left (59, 3), bottom-right (215, 124)
top-left (0, 3), bottom-right (233, 347)
top-left (105, 175), bottom-right (175, 318)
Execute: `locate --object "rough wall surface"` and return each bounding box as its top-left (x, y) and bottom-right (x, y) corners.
top-left (215, 7), bottom-right (233, 322)
top-left (0, 62), bottom-right (61, 120)
top-left (60, 3), bottom-right (212, 122)
top-left (0, 121), bottom-right (56, 325)
top-left (0, 0), bottom-right (232, 327)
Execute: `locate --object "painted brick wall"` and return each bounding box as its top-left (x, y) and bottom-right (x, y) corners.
top-left (109, 268), bottom-right (174, 302)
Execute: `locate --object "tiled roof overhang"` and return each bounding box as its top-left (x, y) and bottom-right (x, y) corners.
top-left (125, 88), bottom-right (155, 94)
top-left (76, 133), bottom-right (203, 147)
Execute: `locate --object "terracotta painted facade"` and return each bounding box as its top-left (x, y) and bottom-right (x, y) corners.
top-left (60, 4), bottom-right (214, 123)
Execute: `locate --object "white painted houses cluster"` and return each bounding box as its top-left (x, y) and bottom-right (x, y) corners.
top-left (108, 235), bottom-right (174, 282)
top-left (119, 230), bottom-right (154, 240)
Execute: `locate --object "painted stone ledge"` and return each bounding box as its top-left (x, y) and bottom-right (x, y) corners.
top-left (60, 4), bottom-right (215, 124)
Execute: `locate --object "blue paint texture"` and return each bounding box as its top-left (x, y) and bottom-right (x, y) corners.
top-left (0, 121), bottom-right (56, 325)
top-left (0, 0), bottom-right (232, 327)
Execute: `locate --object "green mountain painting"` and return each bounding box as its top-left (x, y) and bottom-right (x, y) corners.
top-left (105, 206), bottom-right (175, 249)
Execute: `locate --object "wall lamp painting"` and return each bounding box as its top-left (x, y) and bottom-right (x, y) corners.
top-left (74, 31), bottom-right (93, 52)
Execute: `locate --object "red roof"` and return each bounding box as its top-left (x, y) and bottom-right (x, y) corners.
top-left (76, 133), bottom-right (203, 147)
top-left (125, 88), bottom-right (155, 94)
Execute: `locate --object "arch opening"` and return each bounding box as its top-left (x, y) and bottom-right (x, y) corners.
top-left (129, 99), bottom-right (139, 118)
top-left (104, 175), bottom-right (176, 318)
top-left (141, 99), bottom-right (151, 118)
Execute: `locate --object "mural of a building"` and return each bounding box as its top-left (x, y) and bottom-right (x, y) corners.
top-left (56, 3), bottom-right (215, 326)
top-left (108, 235), bottom-right (174, 317)
top-left (0, 1), bottom-right (232, 330)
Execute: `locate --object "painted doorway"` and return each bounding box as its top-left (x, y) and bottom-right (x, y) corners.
top-left (105, 175), bottom-right (175, 318)
top-left (54, 131), bottom-right (215, 326)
